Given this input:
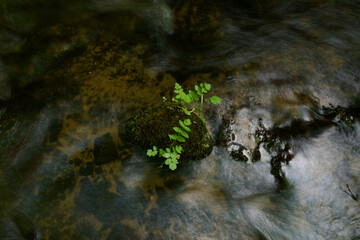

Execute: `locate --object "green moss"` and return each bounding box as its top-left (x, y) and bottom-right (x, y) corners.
top-left (125, 104), bottom-right (214, 163)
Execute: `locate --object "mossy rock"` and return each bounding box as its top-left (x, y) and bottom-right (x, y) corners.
top-left (125, 104), bottom-right (214, 163)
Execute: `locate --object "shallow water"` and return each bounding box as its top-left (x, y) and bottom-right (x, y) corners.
top-left (0, 0), bottom-right (360, 239)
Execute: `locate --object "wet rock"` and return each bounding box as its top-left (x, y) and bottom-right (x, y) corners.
top-left (221, 112), bottom-right (339, 190)
top-left (216, 117), bottom-right (234, 146)
top-left (252, 108), bottom-right (358, 190)
top-left (270, 155), bottom-right (289, 190)
top-left (321, 104), bottom-right (360, 126)
top-left (219, 116), bottom-right (259, 163)
top-left (125, 104), bottom-right (214, 163)
top-left (267, 141), bottom-right (294, 190)
top-left (93, 133), bottom-right (118, 165)
top-left (229, 143), bottom-right (249, 162)
top-left (254, 119), bottom-right (306, 190)
top-left (251, 145), bottom-right (261, 162)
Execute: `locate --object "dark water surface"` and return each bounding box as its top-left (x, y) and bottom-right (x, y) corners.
top-left (1, 0), bottom-right (360, 239)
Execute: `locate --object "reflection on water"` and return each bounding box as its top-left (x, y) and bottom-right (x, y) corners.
top-left (0, 0), bottom-right (360, 239)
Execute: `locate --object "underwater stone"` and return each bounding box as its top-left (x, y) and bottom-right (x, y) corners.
top-left (93, 133), bottom-right (118, 165)
top-left (125, 104), bottom-right (214, 163)
top-left (229, 143), bottom-right (249, 162)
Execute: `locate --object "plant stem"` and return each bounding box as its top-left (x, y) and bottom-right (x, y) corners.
top-left (200, 95), bottom-right (204, 111)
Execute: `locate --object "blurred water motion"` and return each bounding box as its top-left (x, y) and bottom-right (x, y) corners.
top-left (0, 0), bottom-right (359, 239)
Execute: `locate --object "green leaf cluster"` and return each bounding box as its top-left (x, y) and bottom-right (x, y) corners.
top-left (171, 82), bottom-right (221, 115)
top-left (147, 145), bottom-right (183, 170)
top-left (169, 118), bottom-right (192, 143)
top-left (210, 96), bottom-right (221, 104)
top-left (147, 146), bottom-right (158, 156)
top-left (195, 83), bottom-right (211, 96)
top-left (147, 119), bottom-right (191, 170)
top-left (148, 82), bottom-right (221, 171)
top-left (172, 83), bottom-right (192, 104)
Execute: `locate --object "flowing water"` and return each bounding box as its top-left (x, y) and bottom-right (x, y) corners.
top-left (0, 0), bottom-right (360, 239)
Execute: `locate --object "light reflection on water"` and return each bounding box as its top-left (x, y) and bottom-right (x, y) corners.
top-left (0, 0), bottom-right (360, 239)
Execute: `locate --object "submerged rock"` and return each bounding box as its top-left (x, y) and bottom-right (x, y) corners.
top-left (93, 133), bottom-right (118, 165)
top-left (125, 104), bottom-right (214, 163)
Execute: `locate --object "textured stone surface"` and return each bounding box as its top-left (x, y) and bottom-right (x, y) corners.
top-left (125, 104), bottom-right (214, 163)
top-left (93, 133), bottom-right (118, 165)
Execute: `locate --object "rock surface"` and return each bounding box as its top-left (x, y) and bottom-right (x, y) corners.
top-left (125, 104), bottom-right (214, 163)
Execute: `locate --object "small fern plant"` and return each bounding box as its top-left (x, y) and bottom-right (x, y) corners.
top-left (172, 82), bottom-right (220, 122)
top-left (147, 82), bottom-right (220, 170)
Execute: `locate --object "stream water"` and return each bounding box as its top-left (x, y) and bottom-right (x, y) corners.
top-left (0, 0), bottom-right (359, 239)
